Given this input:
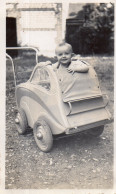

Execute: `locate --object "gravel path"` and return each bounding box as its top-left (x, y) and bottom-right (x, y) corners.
top-left (5, 85), bottom-right (113, 189)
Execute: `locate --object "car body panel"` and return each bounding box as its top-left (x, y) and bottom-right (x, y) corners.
top-left (16, 65), bottom-right (69, 134)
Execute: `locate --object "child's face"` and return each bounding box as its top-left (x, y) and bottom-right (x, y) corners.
top-left (56, 45), bottom-right (72, 66)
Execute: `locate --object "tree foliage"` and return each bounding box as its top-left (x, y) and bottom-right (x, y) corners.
top-left (67, 3), bottom-right (114, 55)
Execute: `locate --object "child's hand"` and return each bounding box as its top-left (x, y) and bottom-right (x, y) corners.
top-left (39, 61), bottom-right (52, 66)
top-left (46, 61), bottom-right (52, 65)
top-left (67, 60), bottom-right (89, 73)
top-left (67, 67), bottom-right (75, 74)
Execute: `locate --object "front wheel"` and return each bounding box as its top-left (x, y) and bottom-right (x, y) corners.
top-left (88, 126), bottom-right (104, 137)
top-left (33, 119), bottom-right (53, 152)
top-left (15, 108), bottom-right (28, 135)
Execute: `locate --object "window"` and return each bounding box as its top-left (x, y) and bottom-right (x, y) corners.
top-left (31, 68), bottom-right (51, 91)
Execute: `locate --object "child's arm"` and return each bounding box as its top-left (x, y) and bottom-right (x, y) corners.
top-left (67, 60), bottom-right (89, 73)
top-left (38, 61), bottom-right (52, 66)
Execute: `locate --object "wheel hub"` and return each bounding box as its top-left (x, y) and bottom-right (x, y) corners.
top-left (37, 131), bottom-right (43, 140)
top-left (36, 126), bottom-right (43, 140)
top-left (15, 118), bottom-right (19, 124)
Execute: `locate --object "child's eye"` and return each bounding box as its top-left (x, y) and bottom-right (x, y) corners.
top-left (58, 53), bottom-right (62, 56)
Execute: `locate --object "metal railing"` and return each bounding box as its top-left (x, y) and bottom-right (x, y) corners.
top-left (6, 47), bottom-right (39, 87)
top-left (6, 46), bottom-right (39, 64)
top-left (6, 53), bottom-right (16, 87)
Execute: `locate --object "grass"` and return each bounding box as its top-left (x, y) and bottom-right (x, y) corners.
top-left (6, 53), bottom-right (114, 90)
top-left (6, 53), bottom-right (57, 84)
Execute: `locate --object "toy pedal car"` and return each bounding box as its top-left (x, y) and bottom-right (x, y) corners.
top-left (15, 60), bottom-right (111, 152)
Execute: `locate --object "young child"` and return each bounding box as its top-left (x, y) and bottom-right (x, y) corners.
top-left (53, 41), bottom-right (89, 73)
top-left (52, 41), bottom-right (89, 96)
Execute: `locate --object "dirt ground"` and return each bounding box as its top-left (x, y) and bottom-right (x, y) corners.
top-left (5, 55), bottom-right (114, 189)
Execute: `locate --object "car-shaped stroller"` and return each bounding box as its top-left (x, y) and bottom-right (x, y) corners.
top-left (14, 58), bottom-right (111, 152)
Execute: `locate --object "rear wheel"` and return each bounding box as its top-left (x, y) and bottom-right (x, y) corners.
top-left (15, 108), bottom-right (28, 135)
top-left (33, 119), bottom-right (53, 152)
top-left (88, 126), bottom-right (104, 137)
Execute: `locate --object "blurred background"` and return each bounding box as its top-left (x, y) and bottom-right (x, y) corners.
top-left (6, 2), bottom-right (114, 57)
top-left (66, 3), bottom-right (114, 55)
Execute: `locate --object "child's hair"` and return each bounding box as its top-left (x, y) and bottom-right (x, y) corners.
top-left (55, 41), bottom-right (73, 54)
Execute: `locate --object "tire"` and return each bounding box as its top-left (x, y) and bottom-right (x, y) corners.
top-left (33, 119), bottom-right (53, 152)
top-left (15, 108), bottom-right (28, 135)
top-left (88, 125), bottom-right (104, 137)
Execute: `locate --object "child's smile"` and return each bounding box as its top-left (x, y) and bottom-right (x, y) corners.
top-left (56, 45), bottom-right (72, 66)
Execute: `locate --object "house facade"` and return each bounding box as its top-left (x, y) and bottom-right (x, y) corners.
top-left (6, 2), bottom-right (84, 56)
top-left (6, 2), bottom-right (64, 56)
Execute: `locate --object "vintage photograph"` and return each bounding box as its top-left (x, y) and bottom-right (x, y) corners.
top-left (5, 0), bottom-right (114, 190)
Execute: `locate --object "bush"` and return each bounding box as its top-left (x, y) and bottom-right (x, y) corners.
top-left (66, 3), bottom-right (114, 55)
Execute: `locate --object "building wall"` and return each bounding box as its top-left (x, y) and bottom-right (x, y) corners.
top-left (6, 3), bottom-right (62, 56)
